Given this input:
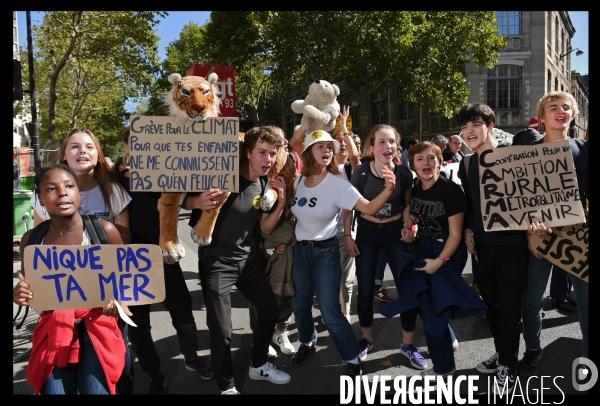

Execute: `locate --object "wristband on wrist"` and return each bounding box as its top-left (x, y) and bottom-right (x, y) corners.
top-left (344, 234), bottom-right (352, 237)
top-left (437, 256), bottom-right (450, 264)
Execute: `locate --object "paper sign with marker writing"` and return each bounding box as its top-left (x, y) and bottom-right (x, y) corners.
top-left (529, 223), bottom-right (588, 282)
top-left (477, 139), bottom-right (586, 231)
top-left (128, 116), bottom-right (240, 192)
top-left (24, 244), bottom-right (165, 311)
top-left (440, 162), bottom-right (461, 185)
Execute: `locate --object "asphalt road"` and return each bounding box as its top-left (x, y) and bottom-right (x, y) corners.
top-left (13, 209), bottom-right (593, 400)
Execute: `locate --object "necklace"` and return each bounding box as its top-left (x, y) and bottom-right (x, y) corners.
top-left (373, 163), bottom-right (390, 178)
top-left (50, 218), bottom-right (83, 236)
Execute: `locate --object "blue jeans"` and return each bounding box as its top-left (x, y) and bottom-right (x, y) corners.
top-left (42, 323), bottom-right (110, 394)
top-left (415, 233), bottom-right (468, 374)
top-left (355, 217), bottom-right (416, 331)
top-left (523, 252), bottom-right (589, 358)
top-left (549, 267), bottom-right (572, 301)
top-left (292, 238), bottom-right (360, 362)
top-left (375, 249), bottom-right (387, 285)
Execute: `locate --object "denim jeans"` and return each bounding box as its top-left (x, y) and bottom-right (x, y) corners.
top-left (42, 323), bottom-right (110, 394)
top-left (474, 241), bottom-right (529, 369)
top-left (292, 238), bottom-right (360, 362)
top-left (336, 231), bottom-right (356, 316)
top-left (128, 262), bottom-right (199, 381)
top-left (354, 217), bottom-right (416, 332)
top-left (523, 252), bottom-right (589, 358)
top-left (549, 267), bottom-right (572, 301)
top-left (415, 233), bottom-right (468, 374)
top-left (375, 249), bottom-right (387, 285)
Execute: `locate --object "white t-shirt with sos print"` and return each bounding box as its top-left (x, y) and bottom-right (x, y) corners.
top-left (291, 172), bottom-right (361, 241)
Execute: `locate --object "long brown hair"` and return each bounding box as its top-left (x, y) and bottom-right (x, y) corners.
top-left (59, 128), bottom-right (127, 215)
top-left (300, 143), bottom-right (340, 177)
top-left (362, 124), bottom-right (402, 161)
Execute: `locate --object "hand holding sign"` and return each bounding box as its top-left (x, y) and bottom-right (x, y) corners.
top-left (528, 223), bottom-right (588, 282)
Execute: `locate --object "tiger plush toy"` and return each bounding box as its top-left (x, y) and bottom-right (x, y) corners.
top-left (159, 73), bottom-right (295, 263)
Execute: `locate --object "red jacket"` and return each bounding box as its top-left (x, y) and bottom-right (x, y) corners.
top-left (27, 308), bottom-right (125, 395)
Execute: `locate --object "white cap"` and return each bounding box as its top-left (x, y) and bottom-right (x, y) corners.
top-left (301, 130), bottom-right (340, 156)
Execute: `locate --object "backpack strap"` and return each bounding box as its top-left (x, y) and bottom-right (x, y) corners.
top-left (462, 153), bottom-right (473, 183)
top-left (26, 220), bottom-right (51, 246)
top-left (344, 161), bottom-right (352, 180)
top-left (81, 215), bottom-right (109, 244)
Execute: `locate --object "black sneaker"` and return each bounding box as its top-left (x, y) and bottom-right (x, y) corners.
top-left (518, 348), bottom-right (543, 378)
top-left (492, 365), bottom-right (516, 396)
top-left (149, 374), bottom-right (168, 394)
top-left (476, 352), bottom-right (499, 373)
top-left (344, 360), bottom-right (363, 378)
top-left (291, 343), bottom-right (316, 367)
top-left (185, 355), bottom-right (215, 380)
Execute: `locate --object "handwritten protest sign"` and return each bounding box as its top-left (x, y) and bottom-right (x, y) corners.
top-left (478, 139), bottom-right (586, 231)
top-left (24, 244), bottom-right (165, 311)
top-left (129, 116), bottom-right (240, 192)
top-left (440, 162), bottom-right (461, 185)
top-left (529, 223), bottom-right (588, 282)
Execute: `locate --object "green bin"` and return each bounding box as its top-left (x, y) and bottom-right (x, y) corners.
top-left (13, 191), bottom-right (34, 237)
top-left (20, 176), bottom-right (35, 191)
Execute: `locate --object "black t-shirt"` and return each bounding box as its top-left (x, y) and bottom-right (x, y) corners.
top-left (116, 171), bottom-right (161, 245)
top-left (410, 176), bottom-right (467, 237)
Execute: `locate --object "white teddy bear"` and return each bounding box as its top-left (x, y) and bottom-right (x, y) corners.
top-left (291, 79), bottom-right (341, 134)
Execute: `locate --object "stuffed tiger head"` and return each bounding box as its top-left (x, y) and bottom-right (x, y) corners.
top-left (163, 72), bottom-right (221, 124)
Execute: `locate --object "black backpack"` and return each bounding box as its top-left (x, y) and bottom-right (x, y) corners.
top-left (27, 215), bottom-right (109, 245)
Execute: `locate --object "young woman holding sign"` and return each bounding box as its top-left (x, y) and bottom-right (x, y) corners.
top-left (13, 164), bottom-right (131, 394)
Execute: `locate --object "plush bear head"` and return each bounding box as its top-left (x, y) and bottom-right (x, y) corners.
top-left (291, 79), bottom-right (340, 134)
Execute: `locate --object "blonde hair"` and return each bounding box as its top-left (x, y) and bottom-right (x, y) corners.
top-left (537, 91), bottom-right (579, 120)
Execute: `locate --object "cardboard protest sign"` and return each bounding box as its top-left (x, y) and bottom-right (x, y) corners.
top-left (478, 139), bottom-right (586, 231)
top-left (529, 222), bottom-right (588, 282)
top-left (440, 162), bottom-right (461, 185)
top-left (129, 116), bottom-right (240, 192)
top-left (24, 244), bottom-right (165, 311)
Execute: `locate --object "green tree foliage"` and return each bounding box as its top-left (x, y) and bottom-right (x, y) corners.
top-left (203, 11), bottom-right (505, 118)
top-left (30, 11), bottom-right (166, 151)
top-left (202, 11), bottom-right (277, 125)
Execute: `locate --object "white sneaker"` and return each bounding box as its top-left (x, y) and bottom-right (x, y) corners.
top-left (221, 387), bottom-right (241, 395)
top-left (272, 331), bottom-right (296, 355)
top-left (268, 345), bottom-right (277, 358)
top-left (249, 361), bottom-right (291, 384)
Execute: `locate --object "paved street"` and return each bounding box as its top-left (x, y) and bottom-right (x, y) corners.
top-left (13, 210), bottom-right (591, 399)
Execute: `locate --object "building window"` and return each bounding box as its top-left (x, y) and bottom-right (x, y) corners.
top-left (547, 12), bottom-right (552, 51)
top-left (349, 101), bottom-right (359, 127)
top-left (497, 11), bottom-right (520, 35)
top-left (547, 70), bottom-right (552, 93)
top-left (554, 77), bottom-right (558, 91)
top-left (555, 17), bottom-right (559, 54)
top-left (487, 65), bottom-right (521, 109)
top-left (398, 101), bottom-right (413, 120)
top-left (371, 88), bottom-right (388, 126)
top-left (396, 86), bottom-right (413, 120)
